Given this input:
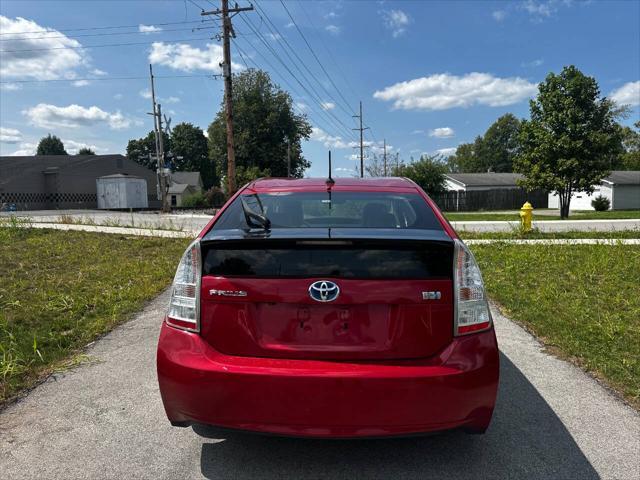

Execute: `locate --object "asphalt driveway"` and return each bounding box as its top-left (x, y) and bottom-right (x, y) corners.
top-left (1, 291), bottom-right (638, 479)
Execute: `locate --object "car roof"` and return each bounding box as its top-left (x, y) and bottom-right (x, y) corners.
top-left (245, 177), bottom-right (419, 192)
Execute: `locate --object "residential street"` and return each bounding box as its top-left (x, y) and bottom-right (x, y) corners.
top-left (0, 291), bottom-right (638, 480)
top-left (4, 209), bottom-right (640, 234)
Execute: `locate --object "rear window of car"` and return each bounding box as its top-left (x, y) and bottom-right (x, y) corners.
top-left (212, 191), bottom-right (443, 230)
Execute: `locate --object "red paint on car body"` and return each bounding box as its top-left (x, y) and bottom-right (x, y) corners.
top-left (158, 177), bottom-right (499, 438)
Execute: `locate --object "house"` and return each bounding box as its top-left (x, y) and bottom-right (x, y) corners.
top-left (444, 173), bottom-right (524, 191)
top-left (548, 171), bottom-right (640, 210)
top-left (436, 172), bottom-right (548, 211)
top-left (168, 171), bottom-right (203, 207)
top-left (0, 154), bottom-right (160, 210)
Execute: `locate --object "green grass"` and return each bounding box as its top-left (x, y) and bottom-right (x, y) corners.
top-left (472, 243), bottom-right (640, 408)
top-left (459, 229), bottom-right (640, 240)
top-left (0, 227), bottom-right (190, 405)
top-left (445, 209), bottom-right (640, 222)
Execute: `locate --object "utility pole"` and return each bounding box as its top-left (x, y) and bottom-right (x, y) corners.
top-left (286, 139), bottom-right (291, 178)
top-left (148, 64), bottom-right (170, 213)
top-left (352, 101), bottom-right (369, 178)
top-left (202, 0), bottom-right (254, 195)
top-left (383, 138), bottom-right (387, 177)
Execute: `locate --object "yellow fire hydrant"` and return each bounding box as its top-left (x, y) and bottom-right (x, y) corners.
top-left (520, 202), bottom-right (534, 232)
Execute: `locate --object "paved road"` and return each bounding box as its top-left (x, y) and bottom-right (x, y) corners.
top-left (3, 209), bottom-right (640, 233)
top-left (1, 292), bottom-right (638, 479)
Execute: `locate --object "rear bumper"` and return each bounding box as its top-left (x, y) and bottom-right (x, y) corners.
top-left (157, 323), bottom-right (499, 438)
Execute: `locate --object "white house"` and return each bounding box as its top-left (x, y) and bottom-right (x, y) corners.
top-left (168, 171), bottom-right (204, 207)
top-left (548, 171), bottom-right (640, 210)
top-left (444, 173), bottom-right (524, 191)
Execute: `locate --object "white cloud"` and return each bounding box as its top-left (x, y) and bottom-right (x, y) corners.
top-left (9, 142), bottom-right (37, 156)
top-left (149, 42), bottom-right (242, 73)
top-left (165, 96), bottom-right (180, 104)
top-left (429, 127), bottom-right (455, 138)
top-left (266, 33), bottom-right (281, 41)
top-left (295, 101), bottom-right (309, 112)
top-left (492, 10), bottom-right (507, 21)
top-left (23, 103), bottom-right (137, 130)
top-left (522, 58), bottom-right (544, 67)
top-left (521, 0), bottom-right (554, 18)
top-left (0, 127), bottom-right (22, 143)
top-left (325, 25), bottom-right (340, 35)
top-left (382, 10), bottom-right (411, 38)
top-left (610, 81), bottom-right (640, 107)
top-left (374, 72), bottom-right (538, 110)
top-left (91, 68), bottom-right (107, 76)
top-left (0, 15), bottom-right (90, 80)
top-left (139, 89), bottom-right (152, 99)
top-left (436, 147), bottom-right (457, 157)
top-left (62, 138), bottom-right (103, 154)
top-left (310, 127), bottom-right (349, 149)
top-left (139, 89), bottom-right (179, 104)
top-left (0, 82), bottom-right (22, 91)
top-left (284, 22), bottom-right (295, 29)
top-left (72, 80), bottom-right (90, 87)
top-left (114, 93), bottom-right (123, 100)
top-left (321, 102), bottom-right (335, 110)
top-left (139, 24), bottom-right (162, 34)
top-left (411, 129), bottom-right (424, 134)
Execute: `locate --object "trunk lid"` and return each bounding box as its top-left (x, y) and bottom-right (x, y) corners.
top-left (199, 231), bottom-right (454, 361)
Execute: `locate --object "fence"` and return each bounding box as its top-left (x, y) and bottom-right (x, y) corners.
top-left (431, 188), bottom-right (548, 212)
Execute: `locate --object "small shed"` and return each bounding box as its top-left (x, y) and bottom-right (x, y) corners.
top-left (548, 171), bottom-right (640, 210)
top-left (96, 174), bottom-right (148, 209)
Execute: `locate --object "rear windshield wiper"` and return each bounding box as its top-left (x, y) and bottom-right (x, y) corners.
top-left (241, 195), bottom-right (271, 230)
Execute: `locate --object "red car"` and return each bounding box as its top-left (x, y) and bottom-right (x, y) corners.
top-left (157, 177), bottom-right (499, 438)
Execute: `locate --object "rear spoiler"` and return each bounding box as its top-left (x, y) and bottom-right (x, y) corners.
top-left (201, 228), bottom-right (454, 244)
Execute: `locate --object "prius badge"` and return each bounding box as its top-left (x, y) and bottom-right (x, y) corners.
top-left (309, 280), bottom-right (340, 302)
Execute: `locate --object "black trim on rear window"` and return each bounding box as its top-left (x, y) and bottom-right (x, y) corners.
top-left (202, 240), bottom-right (453, 280)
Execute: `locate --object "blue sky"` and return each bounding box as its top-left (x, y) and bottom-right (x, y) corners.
top-left (1, 0), bottom-right (639, 177)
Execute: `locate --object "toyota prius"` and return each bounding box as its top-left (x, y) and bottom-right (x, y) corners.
top-left (157, 177), bottom-right (499, 438)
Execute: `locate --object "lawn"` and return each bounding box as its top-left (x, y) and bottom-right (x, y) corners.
top-left (472, 243), bottom-right (640, 408)
top-left (446, 209), bottom-right (640, 222)
top-left (0, 227), bottom-right (189, 405)
top-left (459, 229), bottom-right (640, 240)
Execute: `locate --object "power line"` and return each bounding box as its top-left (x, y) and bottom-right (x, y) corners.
top-left (233, 36), bottom-right (346, 142)
top-left (253, 0), bottom-right (354, 120)
top-left (278, 0), bottom-right (355, 117)
top-left (0, 74), bottom-right (219, 84)
top-left (0, 25), bottom-right (217, 42)
top-left (240, 14), bottom-right (357, 142)
top-left (0, 19), bottom-right (209, 36)
top-left (0, 36), bottom-right (212, 53)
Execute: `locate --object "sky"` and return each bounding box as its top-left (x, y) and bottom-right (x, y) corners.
top-left (1, 0), bottom-right (639, 178)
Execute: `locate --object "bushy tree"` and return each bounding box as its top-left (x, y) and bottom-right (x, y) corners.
top-left (391, 154), bottom-right (447, 196)
top-left (617, 121), bottom-right (640, 170)
top-left (448, 114), bottom-right (521, 173)
top-left (168, 122), bottom-right (212, 187)
top-left (208, 69), bottom-right (312, 190)
top-left (36, 134), bottom-right (67, 155)
top-left (514, 66), bottom-right (622, 218)
top-left (126, 131), bottom-right (171, 171)
top-left (76, 147), bottom-right (95, 155)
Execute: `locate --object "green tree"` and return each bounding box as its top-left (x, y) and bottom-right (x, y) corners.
top-left (617, 121), bottom-right (640, 170)
top-left (478, 113), bottom-right (521, 172)
top-left (126, 131), bottom-right (171, 171)
top-left (448, 114), bottom-right (521, 173)
top-left (76, 147), bottom-right (95, 155)
top-left (208, 69), bottom-right (312, 189)
top-left (36, 134), bottom-right (67, 155)
top-left (168, 122), bottom-right (212, 187)
top-left (514, 66), bottom-right (622, 218)
top-left (391, 154), bottom-right (447, 196)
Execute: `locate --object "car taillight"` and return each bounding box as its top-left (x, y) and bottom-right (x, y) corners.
top-left (453, 239), bottom-right (491, 336)
top-left (166, 239), bottom-right (201, 332)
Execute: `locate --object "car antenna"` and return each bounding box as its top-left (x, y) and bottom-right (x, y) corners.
top-left (326, 150), bottom-right (334, 210)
